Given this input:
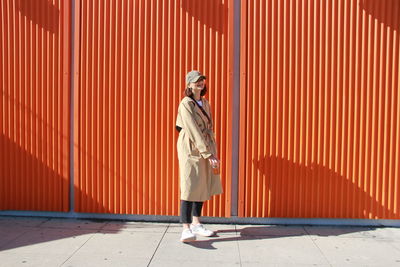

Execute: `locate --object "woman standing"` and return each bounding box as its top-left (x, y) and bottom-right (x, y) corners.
top-left (175, 70), bottom-right (223, 242)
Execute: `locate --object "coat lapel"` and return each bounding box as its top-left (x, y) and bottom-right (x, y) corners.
top-left (194, 101), bottom-right (212, 128)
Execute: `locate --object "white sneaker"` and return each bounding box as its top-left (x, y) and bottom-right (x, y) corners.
top-left (180, 229), bottom-right (196, 242)
top-left (190, 224), bottom-right (214, 237)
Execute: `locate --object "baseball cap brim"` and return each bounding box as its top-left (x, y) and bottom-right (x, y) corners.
top-left (190, 75), bottom-right (206, 83)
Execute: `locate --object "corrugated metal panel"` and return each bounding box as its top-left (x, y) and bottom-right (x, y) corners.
top-left (239, 0), bottom-right (400, 219)
top-left (74, 0), bottom-right (233, 216)
top-left (0, 0), bottom-right (71, 211)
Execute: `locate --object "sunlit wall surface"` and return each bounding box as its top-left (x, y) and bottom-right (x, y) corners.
top-left (73, 0), bottom-right (233, 216)
top-left (239, 0), bottom-right (400, 219)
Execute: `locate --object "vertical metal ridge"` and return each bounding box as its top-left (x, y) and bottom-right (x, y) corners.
top-left (392, 1), bottom-right (400, 218)
top-left (0, 0), bottom-right (5, 208)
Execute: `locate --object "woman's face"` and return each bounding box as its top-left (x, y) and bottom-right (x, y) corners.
top-left (189, 78), bottom-right (205, 92)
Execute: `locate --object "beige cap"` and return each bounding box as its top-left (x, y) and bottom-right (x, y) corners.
top-left (186, 70), bottom-right (206, 84)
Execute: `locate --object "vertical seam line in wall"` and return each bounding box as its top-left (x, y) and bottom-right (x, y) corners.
top-left (231, 0), bottom-right (241, 217)
top-left (69, 0), bottom-right (76, 212)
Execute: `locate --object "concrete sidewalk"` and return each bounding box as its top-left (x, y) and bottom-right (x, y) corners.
top-left (0, 216), bottom-right (399, 266)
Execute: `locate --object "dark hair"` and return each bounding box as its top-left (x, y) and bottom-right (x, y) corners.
top-left (184, 85), bottom-right (208, 97)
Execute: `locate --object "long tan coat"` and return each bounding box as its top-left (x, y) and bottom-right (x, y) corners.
top-left (176, 96), bottom-right (223, 201)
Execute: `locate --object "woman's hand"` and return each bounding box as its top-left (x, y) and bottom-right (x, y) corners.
top-left (208, 155), bottom-right (220, 169)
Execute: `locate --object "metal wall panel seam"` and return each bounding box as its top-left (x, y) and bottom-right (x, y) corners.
top-left (62, 0), bottom-right (71, 212)
top-left (238, 0), bottom-right (247, 217)
top-left (230, 0), bottom-right (241, 217)
top-left (73, 0), bottom-right (81, 213)
top-left (70, 0), bottom-right (77, 212)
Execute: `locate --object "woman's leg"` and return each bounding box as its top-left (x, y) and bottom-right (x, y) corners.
top-left (180, 200), bottom-right (197, 242)
top-left (190, 201), bottom-right (214, 236)
top-left (192, 201), bottom-right (204, 225)
top-left (180, 200), bottom-right (193, 229)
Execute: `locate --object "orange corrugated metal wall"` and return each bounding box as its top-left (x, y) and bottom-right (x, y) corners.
top-left (2, 0), bottom-right (400, 221)
top-left (0, 0), bottom-right (71, 211)
top-left (73, 0), bottom-right (233, 216)
top-left (239, 0), bottom-right (400, 219)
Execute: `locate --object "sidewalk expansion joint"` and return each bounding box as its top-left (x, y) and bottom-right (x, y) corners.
top-left (146, 223), bottom-right (169, 267)
top-left (235, 225), bottom-right (243, 267)
top-left (303, 226), bottom-right (333, 267)
top-left (59, 232), bottom-right (96, 267)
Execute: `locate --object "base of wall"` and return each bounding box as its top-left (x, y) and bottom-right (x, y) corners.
top-left (0, 210), bottom-right (399, 227)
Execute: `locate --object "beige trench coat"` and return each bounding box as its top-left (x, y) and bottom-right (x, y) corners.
top-left (176, 96), bottom-right (223, 201)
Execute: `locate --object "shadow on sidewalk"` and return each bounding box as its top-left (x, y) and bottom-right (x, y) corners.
top-left (0, 217), bottom-right (126, 252)
top-left (184, 225), bottom-right (377, 250)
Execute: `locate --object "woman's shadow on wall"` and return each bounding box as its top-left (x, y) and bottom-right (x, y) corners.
top-left (360, 0), bottom-right (399, 33)
top-left (16, 0), bottom-right (59, 34)
top-left (181, 0), bottom-right (227, 33)
top-left (250, 156), bottom-right (398, 220)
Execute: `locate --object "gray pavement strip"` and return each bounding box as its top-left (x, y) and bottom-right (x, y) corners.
top-left (102, 221), bottom-right (169, 233)
top-left (0, 216), bottom-right (48, 228)
top-left (1, 216), bottom-right (399, 267)
top-left (149, 258), bottom-right (241, 267)
top-left (304, 225), bottom-right (378, 238)
top-left (311, 236), bottom-right (400, 266)
top-left (0, 227), bottom-right (95, 253)
top-left (62, 256), bottom-right (150, 267)
top-left (151, 232), bottom-right (242, 260)
top-left (236, 225), bottom-right (308, 237)
top-left (238, 235), bottom-right (331, 266)
top-left (39, 218), bottom-right (108, 230)
top-left (241, 263), bottom-right (331, 267)
top-left (366, 227), bottom-right (400, 240)
top-left (0, 226), bottom-right (33, 250)
top-left (62, 231), bottom-right (164, 267)
top-left (0, 251), bottom-right (73, 267)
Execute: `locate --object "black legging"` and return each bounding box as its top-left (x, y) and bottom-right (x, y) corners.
top-left (180, 200), bottom-right (204, 224)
